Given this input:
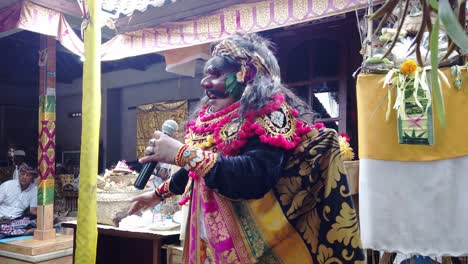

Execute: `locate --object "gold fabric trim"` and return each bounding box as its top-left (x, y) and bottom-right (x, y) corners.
top-left (256, 104), bottom-right (296, 139)
top-left (136, 100), bottom-right (188, 158)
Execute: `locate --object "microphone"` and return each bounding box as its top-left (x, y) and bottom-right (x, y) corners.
top-left (133, 120), bottom-right (179, 190)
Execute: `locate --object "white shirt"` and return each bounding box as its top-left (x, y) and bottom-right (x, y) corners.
top-left (0, 180), bottom-right (37, 219)
top-left (12, 166), bottom-right (20, 180)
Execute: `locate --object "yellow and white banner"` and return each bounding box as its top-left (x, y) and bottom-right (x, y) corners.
top-left (357, 68), bottom-right (468, 256)
top-left (359, 157), bottom-right (468, 256)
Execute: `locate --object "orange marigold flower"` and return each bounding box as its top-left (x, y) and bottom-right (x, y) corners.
top-left (400, 60), bottom-right (418, 75)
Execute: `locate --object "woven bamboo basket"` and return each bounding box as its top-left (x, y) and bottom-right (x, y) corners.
top-left (107, 174), bottom-right (137, 186)
top-left (97, 189), bottom-right (146, 226)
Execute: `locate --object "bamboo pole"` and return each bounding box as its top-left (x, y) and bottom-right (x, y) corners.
top-left (75, 0), bottom-right (101, 262)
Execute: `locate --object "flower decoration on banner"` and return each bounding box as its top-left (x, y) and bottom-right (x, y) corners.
top-left (400, 60), bottom-right (418, 75)
top-left (365, 0), bottom-right (467, 128)
top-left (382, 59), bottom-right (450, 145)
top-left (382, 59), bottom-right (450, 122)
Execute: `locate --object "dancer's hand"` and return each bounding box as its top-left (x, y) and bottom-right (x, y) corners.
top-left (128, 191), bottom-right (162, 215)
top-left (139, 131), bottom-right (183, 164)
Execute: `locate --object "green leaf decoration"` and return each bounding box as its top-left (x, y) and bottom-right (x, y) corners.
top-left (225, 72), bottom-right (237, 93)
top-left (429, 0), bottom-right (439, 10)
top-left (439, 0), bottom-right (468, 52)
top-left (224, 72), bottom-right (245, 101)
top-left (430, 17), bottom-right (446, 128)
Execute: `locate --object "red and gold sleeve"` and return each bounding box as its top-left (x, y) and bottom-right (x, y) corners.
top-left (175, 145), bottom-right (218, 179)
top-left (155, 179), bottom-right (174, 200)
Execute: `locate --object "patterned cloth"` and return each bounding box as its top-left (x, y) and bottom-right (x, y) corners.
top-left (357, 70), bottom-right (468, 255)
top-left (136, 100), bottom-right (188, 158)
top-left (277, 128), bottom-right (364, 263)
top-left (0, 217), bottom-right (36, 239)
top-left (178, 95), bottom-right (364, 263)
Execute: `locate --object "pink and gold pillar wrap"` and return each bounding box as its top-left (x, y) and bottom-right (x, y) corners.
top-left (34, 35), bottom-right (56, 240)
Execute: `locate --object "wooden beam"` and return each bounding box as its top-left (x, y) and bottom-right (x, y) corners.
top-left (115, 0), bottom-right (257, 33)
top-left (30, 0), bottom-right (81, 18)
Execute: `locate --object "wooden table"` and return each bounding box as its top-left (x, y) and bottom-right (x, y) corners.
top-left (163, 244), bottom-right (183, 264)
top-left (62, 221), bottom-right (180, 264)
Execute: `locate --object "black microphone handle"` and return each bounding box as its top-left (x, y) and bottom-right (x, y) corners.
top-left (133, 123), bottom-right (177, 190)
top-left (134, 161), bottom-right (158, 190)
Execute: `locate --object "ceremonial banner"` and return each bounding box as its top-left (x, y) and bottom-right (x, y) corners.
top-left (0, 1), bottom-right (83, 57)
top-left (357, 68), bottom-right (468, 162)
top-left (136, 100), bottom-right (188, 158)
top-left (357, 68), bottom-right (468, 256)
top-left (101, 0), bottom-right (375, 60)
top-left (18, 1), bottom-right (84, 56)
top-left (0, 0), bottom-right (377, 64)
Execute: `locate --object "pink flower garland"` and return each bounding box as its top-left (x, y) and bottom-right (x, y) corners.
top-left (340, 133), bottom-right (350, 142)
top-left (177, 195), bottom-right (190, 206)
top-left (187, 93), bottom-right (311, 156)
top-left (179, 94), bottom-right (312, 206)
top-left (250, 94), bottom-right (311, 150)
top-left (313, 122), bottom-right (325, 130)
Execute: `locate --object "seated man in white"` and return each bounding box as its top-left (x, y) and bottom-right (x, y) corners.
top-left (0, 165), bottom-right (37, 219)
top-left (11, 150), bottom-right (28, 180)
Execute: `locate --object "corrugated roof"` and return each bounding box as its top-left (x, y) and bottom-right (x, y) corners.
top-left (102, 0), bottom-right (176, 17)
